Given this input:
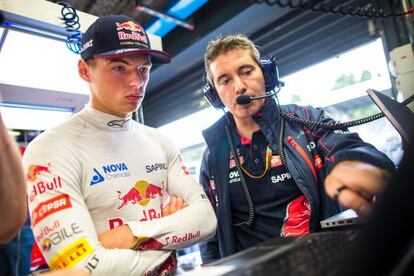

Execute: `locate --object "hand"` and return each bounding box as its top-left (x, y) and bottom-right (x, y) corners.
top-left (98, 225), bottom-right (136, 249)
top-left (162, 195), bottom-right (188, 217)
top-left (325, 161), bottom-right (390, 219)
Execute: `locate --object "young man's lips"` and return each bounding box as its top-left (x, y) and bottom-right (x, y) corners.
top-left (126, 95), bottom-right (143, 101)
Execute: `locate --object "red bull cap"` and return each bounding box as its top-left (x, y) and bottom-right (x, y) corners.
top-left (81, 15), bottom-right (171, 64)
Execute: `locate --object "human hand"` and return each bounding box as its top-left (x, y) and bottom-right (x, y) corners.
top-left (325, 161), bottom-right (390, 219)
top-left (161, 195), bottom-right (188, 217)
top-left (98, 225), bottom-right (136, 249)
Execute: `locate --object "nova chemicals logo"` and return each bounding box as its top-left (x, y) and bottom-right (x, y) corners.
top-left (90, 168), bottom-right (104, 186)
top-left (90, 163), bottom-right (131, 186)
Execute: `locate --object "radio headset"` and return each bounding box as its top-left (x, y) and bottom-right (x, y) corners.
top-left (202, 55), bottom-right (391, 226)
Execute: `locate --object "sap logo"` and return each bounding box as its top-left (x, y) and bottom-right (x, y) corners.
top-left (146, 163), bottom-right (167, 173)
top-left (271, 173), bottom-right (292, 183)
top-left (90, 163), bottom-right (130, 186)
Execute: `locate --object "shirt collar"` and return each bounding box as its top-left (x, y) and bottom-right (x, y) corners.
top-left (82, 104), bottom-right (133, 131)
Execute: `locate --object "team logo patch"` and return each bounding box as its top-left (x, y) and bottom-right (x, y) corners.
top-left (31, 194), bottom-right (72, 226)
top-left (117, 180), bottom-right (163, 209)
top-left (49, 237), bottom-right (93, 270)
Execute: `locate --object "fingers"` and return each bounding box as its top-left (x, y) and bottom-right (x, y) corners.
top-left (161, 195), bottom-right (188, 217)
top-left (329, 161), bottom-right (387, 195)
top-left (326, 177), bottom-right (373, 219)
top-left (325, 161), bottom-right (389, 219)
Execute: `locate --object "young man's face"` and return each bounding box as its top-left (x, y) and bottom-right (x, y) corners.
top-left (209, 48), bottom-right (266, 121)
top-left (79, 54), bottom-right (152, 118)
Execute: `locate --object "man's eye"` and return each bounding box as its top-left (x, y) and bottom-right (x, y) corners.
top-left (220, 79), bottom-right (229, 85)
top-left (241, 69), bottom-right (252, 76)
top-left (114, 66), bottom-right (126, 72)
top-left (139, 67), bottom-right (149, 74)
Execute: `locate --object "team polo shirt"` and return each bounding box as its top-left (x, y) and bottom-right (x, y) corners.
top-left (229, 129), bottom-right (310, 252)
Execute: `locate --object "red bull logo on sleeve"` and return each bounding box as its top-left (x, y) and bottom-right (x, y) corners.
top-left (134, 236), bottom-right (168, 250)
top-left (27, 164), bottom-right (51, 182)
top-left (117, 180), bottom-right (162, 209)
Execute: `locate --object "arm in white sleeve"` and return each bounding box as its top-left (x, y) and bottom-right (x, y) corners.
top-left (23, 140), bottom-right (171, 275)
top-left (126, 132), bottom-right (217, 250)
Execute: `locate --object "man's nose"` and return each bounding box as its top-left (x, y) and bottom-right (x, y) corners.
top-left (129, 69), bottom-right (144, 87)
top-left (234, 76), bottom-right (247, 94)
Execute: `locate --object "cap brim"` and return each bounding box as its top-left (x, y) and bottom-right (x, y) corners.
top-left (95, 49), bottom-right (172, 64)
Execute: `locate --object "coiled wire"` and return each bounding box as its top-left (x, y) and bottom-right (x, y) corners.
top-left (251, 0), bottom-right (414, 18)
top-left (281, 111), bottom-right (384, 130)
top-left (58, 1), bottom-right (82, 54)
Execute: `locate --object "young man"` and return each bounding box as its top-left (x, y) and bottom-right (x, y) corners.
top-left (23, 15), bottom-right (216, 274)
top-left (199, 34), bottom-right (395, 263)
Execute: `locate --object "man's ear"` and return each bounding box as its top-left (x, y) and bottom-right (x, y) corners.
top-left (78, 59), bottom-right (92, 82)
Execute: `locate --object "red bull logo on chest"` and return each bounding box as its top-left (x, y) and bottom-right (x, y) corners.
top-left (117, 180), bottom-right (162, 209)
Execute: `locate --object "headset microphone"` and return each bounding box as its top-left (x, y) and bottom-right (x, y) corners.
top-left (236, 92), bottom-right (276, 105)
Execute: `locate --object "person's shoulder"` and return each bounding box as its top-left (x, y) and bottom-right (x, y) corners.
top-left (24, 115), bottom-right (82, 156)
top-left (134, 123), bottom-right (173, 144)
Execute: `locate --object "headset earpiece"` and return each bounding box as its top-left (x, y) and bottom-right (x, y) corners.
top-left (203, 55), bottom-right (281, 109)
top-left (202, 74), bottom-right (225, 109)
top-left (261, 55), bottom-right (281, 93)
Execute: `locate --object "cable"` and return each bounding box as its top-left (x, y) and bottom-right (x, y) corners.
top-left (57, 1), bottom-right (82, 54)
top-left (225, 123), bottom-right (256, 227)
top-left (281, 111), bottom-right (384, 130)
top-left (280, 92), bottom-right (414, 130)
top-left (251, 0), bottom-right (414, 18)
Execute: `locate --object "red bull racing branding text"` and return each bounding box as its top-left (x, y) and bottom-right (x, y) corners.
top-left (117, 180), bottom-right (162, 208)
top-left (169, 230), bottom-right (201, 245)
top-left (115, 21), bottom-right (148, 45)
top-left (32, 194), bottom-right (72, 226)
top-left (29, 175), bottom-right (62, 202)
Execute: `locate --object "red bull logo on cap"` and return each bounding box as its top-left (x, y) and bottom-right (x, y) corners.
top-left (116, 21), bottom-right (144, 32)
top-left (27, 164), bottom-right (51, 182)
top-left (115, 20), bottom-right (148, 45)
top-left (117, 180), bottom-right (162, 209)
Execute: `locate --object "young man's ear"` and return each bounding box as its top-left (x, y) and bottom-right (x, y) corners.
top-left (78, 59), bottom-right (92, 82)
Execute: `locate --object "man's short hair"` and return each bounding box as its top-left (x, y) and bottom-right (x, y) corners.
top-left (204, 34), bottom-right (261, 85)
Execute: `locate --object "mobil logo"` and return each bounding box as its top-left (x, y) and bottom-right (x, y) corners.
top-left (117, 180), bottom-right (162, 209)
top-left (90, 162), bottom-right (130, 185)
